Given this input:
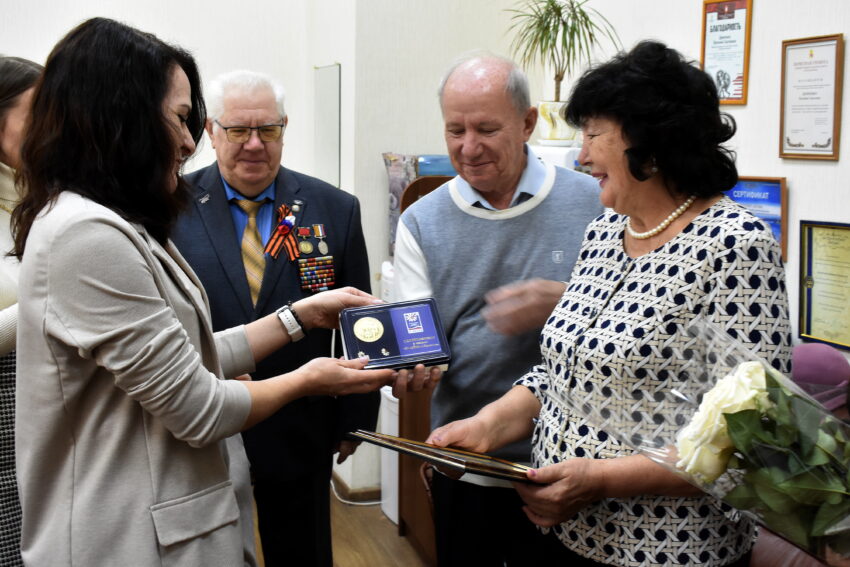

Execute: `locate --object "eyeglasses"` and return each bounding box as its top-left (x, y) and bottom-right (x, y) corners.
top-left (214, 120), bottom-right (285, 143)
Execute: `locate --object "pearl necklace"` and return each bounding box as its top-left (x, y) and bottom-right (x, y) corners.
top-left (626, 195), bottom-right (696, 240)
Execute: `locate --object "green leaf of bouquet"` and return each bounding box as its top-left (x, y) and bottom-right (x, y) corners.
top-left (752, 468), bottom-right (799, 513)
top-left (726, 410), bottom-right (773, 455)
top-left (826, 510), bottom-right (850, 539)
top-left (776, 470), bottom-right (849, 506)
top-left (813, 500), bottom-right (850, 536)
top-left (805, 445), bottom-right (831, 468)
top-left (767, 380), bottom-right (795, 429)
top-left (750, 443), bottom-right (794, 480)
top-left (814, 429), bottom-right (842, 467)
top-left (760, 509), bottom-right (812, 549)
top-left (834, 420), bottom-right (849, 443)
top-left (724, 484), bottom-right (760, 510)
top-left (791, 396), bottom-right (823, 457)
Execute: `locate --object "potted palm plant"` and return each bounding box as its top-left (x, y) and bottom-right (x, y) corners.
top-left (507, 0), bottom-right (620, 145)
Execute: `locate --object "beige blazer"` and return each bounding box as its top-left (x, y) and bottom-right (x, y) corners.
top-left (16, 192), bottom-right (258, 566)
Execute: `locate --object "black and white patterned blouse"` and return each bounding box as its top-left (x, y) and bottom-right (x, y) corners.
top-left (517, 197), bottom-right (791, 567)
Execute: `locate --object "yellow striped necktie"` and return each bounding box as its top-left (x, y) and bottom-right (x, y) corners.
top-left (234, 199), bottom-right (266, 305)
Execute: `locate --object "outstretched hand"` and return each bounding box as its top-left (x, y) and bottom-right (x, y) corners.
top-left (295, 356), bottom-right (396, 397)
top-left (482, 278), bottom-right (566, 336)
top-left (426, 415), bottom-right (493, 454)
top-left (391, 364), bottom-right (442, 399)
top-left (293, 287), bottom-right (381, 330)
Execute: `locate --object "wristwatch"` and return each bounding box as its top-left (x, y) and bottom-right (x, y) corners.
top-left (276, 304), bottom-right (305, 342)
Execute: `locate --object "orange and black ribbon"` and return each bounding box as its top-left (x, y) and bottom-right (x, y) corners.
top-left (264, 204), bottom-right (299, 261)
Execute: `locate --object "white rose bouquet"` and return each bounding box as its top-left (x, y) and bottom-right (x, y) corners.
top-left (561, 319), bottom-right (850, 564)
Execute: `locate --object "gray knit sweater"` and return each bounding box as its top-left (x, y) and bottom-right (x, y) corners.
top-left (394, 163), bottom-right (602, 462)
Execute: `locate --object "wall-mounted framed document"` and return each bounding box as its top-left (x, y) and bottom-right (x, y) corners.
top-left (726, 176), bottom-right (787, 260)
top-left (799, 220), bottom-right (850, 350)
top-left (701, 0), bottom-right (753, 105)
top-left (780, 34), bottom-right (844, 160)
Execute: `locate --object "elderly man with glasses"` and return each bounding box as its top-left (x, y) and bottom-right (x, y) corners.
top-left (172, 69), bottom-right (376, 567)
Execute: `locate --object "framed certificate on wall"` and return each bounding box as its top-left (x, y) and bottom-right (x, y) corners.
top-left (799, 220), bottom-right (850, 350)
top-left (726, 176), bottom-right (787, 260)
top-left (780, 34), bottom-right (844, 160)
top-left (701, 0), bottom-right (753, 105)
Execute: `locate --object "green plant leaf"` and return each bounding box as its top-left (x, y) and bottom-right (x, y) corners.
top-left (776, 470), bottom-right (849, 506)
top-left (817, 428), bottom-right (840, 455)
top-left (751, 468), bottom-right (798, 513)
top-left (750, 443), bottom-right (796, 476)
top-left (760, 509), bottom-right (813, 549)
top-left (506, 0), bottom-right (621, 101)
top-left (814, 499), bottom-right (850, 536)
top-left (724, 484), bottom-right (760, 510)
top-left (791, 396), bottom-right (824, 457)
top-left (805, 445), bottom-right (831, 468)
top-left (725, 410), bottom-right (766, 454)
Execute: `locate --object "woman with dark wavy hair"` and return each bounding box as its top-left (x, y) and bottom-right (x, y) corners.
top-left (0, 53), bottom-right (42, 567)
top-left (428, 41), bottom-right (790, 566)
top-left (13, 18), bottom-right (396, 566)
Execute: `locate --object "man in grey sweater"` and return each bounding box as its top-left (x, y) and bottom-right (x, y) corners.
top-left (392, 54), bottom-right (603, 566)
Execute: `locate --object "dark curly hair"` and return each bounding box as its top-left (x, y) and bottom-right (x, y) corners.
top-left (13, 18), bottom-right (206, 257)
top-left (565, 40), bottom-right (737, 198)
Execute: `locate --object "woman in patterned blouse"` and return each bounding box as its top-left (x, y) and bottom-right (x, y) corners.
top-left (427, 41), bottom-right (791, 566)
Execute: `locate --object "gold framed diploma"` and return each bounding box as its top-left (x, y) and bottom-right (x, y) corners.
top-left (799, 220), bottom-right (850, 350)
top-left (701, 0), bottom-right (753, 105)
top-left (348, 430), bottom-right (535, 484)
top-left (780, 34), bottom-right (844, 160)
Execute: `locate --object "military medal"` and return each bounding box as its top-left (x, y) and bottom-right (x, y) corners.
top-left (297, 256), bottom-right (336, 292)
top-left (312, 224), bottom-right (328, 255)
top-left (297, 227), bottom-right (314, 254)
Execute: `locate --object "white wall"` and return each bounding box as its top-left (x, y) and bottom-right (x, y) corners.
top-left (0, 0), bottom-right (316, 174)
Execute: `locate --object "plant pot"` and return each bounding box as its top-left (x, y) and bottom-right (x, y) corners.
top-left (537, 101), bottom-right (580, 146)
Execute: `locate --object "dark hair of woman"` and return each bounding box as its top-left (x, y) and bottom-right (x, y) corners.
top-left (12, 17), bottom-right (206, 257)
top-left (0, 56), bottom-right (42, 117)
top-left (565, 40), bottom-right (738, 199)
top-left (0, 56), bottom-right (43, 161)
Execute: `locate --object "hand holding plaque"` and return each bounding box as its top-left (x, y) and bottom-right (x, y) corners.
top-left (339, 298), bottom-right (451, 370)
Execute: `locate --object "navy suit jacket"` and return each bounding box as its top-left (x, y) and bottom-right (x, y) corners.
top-left (172, 162), bottom-right (379, 479)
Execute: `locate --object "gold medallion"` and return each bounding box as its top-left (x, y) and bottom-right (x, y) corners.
top-left (353, 317), bottom-right (384, 342)
top-left (298, 240), bottom-right (314, 254)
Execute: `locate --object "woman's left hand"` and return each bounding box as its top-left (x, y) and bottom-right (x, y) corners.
top-left (513, 459), bottom-right (604, 527)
